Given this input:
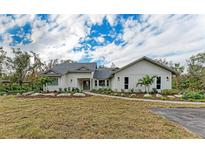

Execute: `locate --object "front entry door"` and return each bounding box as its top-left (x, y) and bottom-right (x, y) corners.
top-left (83, 80), bottom-right (90, 90)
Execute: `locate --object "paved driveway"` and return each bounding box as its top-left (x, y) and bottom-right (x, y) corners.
top-left (151, 108), bottom-right (205, 138)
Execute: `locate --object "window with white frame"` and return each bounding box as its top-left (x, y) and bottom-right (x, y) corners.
top-left (124, 77), bottom-right (129, 89)
top-left (99, 80), bottom-right (105, 86)
top-left (47, 77), bottom-right (58, 86)
top-left (107, 80), bottom-right (109, 86)
top-left (95, 80), bottom-right (97, 86)
top-left (156, 76), bottom-right (161, 89)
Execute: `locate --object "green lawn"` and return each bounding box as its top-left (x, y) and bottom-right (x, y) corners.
top-left (0, 95), bottom-right (204, 138)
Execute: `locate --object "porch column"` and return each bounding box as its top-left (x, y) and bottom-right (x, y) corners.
top-left (90, 78), bottom-right (92, 90)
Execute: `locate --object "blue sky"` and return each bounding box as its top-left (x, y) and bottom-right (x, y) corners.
top-left (0, 14), bottom-right (205, 67)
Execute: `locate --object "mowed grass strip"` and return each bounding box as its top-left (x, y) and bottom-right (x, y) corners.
top-left (0, 96), bottom-right (204, 138)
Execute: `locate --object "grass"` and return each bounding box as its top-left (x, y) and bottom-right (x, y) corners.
top-left (0, 95), bottom-right (205, 138)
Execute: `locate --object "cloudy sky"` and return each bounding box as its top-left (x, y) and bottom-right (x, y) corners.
top-left (0, 14), bottom-right (205, 67)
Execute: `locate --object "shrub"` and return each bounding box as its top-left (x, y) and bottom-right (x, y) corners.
top-left (128, 88), bottom-right (134, 93)
top-left (95, 88), bottom-right (112, 94)
top-left (64, 88), bottom-right (67, 92)
top-left (59, 88), bottom-right (62, 92)
top-left (0, 86), bottom-right (5, 92)
top-left (152, 88), bottom-right (158, 94)
top-left (97, 88), bottom-right (104, 93)
top-left (160, 96), bottom-right (167, 100)
top-left (92, 89), bottom-right (97, 92)
top-left (0, 91), bottom-right (6, 96)
top-left (104, 88), bottom-right (112, 94)
top-left (76, 88), bottom-right (80, 93)
top-left (67, 87), bottom-right (71, 92)
top-left (160, 89), bottom-right (179, 95)
top-left (182, 91), bottom-right (205, 100)
top-left (7, 90), bottom-right (26, 95)
top-left (71, 88), bottom-right (80, 93)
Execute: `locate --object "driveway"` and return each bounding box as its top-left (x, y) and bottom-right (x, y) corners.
top-left (151, 108), bottom-right (205, 138)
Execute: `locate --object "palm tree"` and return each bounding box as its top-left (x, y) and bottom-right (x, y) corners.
top-left (137, 75), bottom-right (156, 93)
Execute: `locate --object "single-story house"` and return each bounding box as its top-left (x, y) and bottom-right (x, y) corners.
top-left (42, 56), bottom-right (176, 92)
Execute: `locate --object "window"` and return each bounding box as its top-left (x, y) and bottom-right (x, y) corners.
top-left (95, 80), bottom-right (97, 86)
top-left (70, 79), bottom-right (72, 83)
top-left (117, 77), bottom-right (120, 81)
top-left (156, 76), bottom-right (161, 89)
top-left (124, 77), bottom-right (129, 89)
top-left (107, 80), bottom-right (109, 86)
top-left (48, 77), bottom-right (58, 86)
top-left (99, 80), bottom-right (105, 86)
top-left (166, 76), bottom-right (169, 81)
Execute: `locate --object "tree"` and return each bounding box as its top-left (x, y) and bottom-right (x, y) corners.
top-left (0, 47), bottom-right (7, 78)
top-left (155, 58), bottom-right (173, 67)
top-left (36, 77), bottom-right (53, 91)
top-left (137, 75), bottom-right (156, 93)
top-left (60, 59), bottom-right (75, 64)
top-left (43, 59), bottom-right (59, 71)
top-left (111, 63), bottom-right (117, 68)
top-left (171, 63), bottom-right (184, 89)
top-left (7, 48), bottom-right (32, 87)
top-left (187, 52), bottom-right (205, 91)
top-left (26, 51), bottom-right (44, 89)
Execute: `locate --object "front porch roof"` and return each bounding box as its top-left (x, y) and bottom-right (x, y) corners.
top-left (77, 78), bottom-right (91, 80)
top-left (93, 68), bottom-right (114, 80)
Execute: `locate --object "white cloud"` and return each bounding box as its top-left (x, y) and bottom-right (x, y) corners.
top-left (1, 14), bottom-right (205, 67)
top-left (0, 14), bottom-right (118, 62)
top-left (90, 15), bottom-right (205, 67)
top-left (1, 15), bottom-right (90, 61)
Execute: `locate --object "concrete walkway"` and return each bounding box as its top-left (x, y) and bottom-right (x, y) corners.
top-left (85, 91), bottom-right (205, 105)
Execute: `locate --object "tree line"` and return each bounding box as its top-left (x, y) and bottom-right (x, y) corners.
top-left (0, 47), bottom-right (74, 90)
top-left (155, 52), bottom-right (205, 92)
top-left (0, 46), bottom-right (205, 92)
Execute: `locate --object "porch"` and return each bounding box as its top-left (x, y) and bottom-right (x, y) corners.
top-left (78, 78), bottom-right (92, 91)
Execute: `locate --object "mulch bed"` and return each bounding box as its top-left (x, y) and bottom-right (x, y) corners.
top-left (17, 93), bottom-right (92, 99)
top-left (96, 92), bottom-right (183, 101)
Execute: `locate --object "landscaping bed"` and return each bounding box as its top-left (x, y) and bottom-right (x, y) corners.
top-left (18, 92), bottom-right (91, 98)
top-left (91, 89), bottom-right (205, 102)
top-left (0, 86), bottom-right (90, 98)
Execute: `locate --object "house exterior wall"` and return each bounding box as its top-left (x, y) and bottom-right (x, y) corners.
top-left (111, 60), bottom-right (172, 92)
top-left (44, 72), bottom-right (93, 91)
top-left (44, 59), bottom-right (173, 92)
top-left (65, 72), bottom-right (92, 89)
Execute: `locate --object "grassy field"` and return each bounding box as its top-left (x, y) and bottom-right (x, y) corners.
top-left (0, 95), bottom-right (204, 139)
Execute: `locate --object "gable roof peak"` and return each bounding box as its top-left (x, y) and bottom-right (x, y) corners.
top-left (114, 56), bottom-right (177, 75)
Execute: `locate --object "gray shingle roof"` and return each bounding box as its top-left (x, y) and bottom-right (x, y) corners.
top-left (43, 62), bottom-right (97, 76)
top-left (43, 56), bottom-right (176, 78)
top-left (93, 68), bottom-right (115, 79)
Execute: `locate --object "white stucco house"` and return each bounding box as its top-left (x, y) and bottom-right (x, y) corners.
top-left (42, 56), bottom-right (176, 92)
